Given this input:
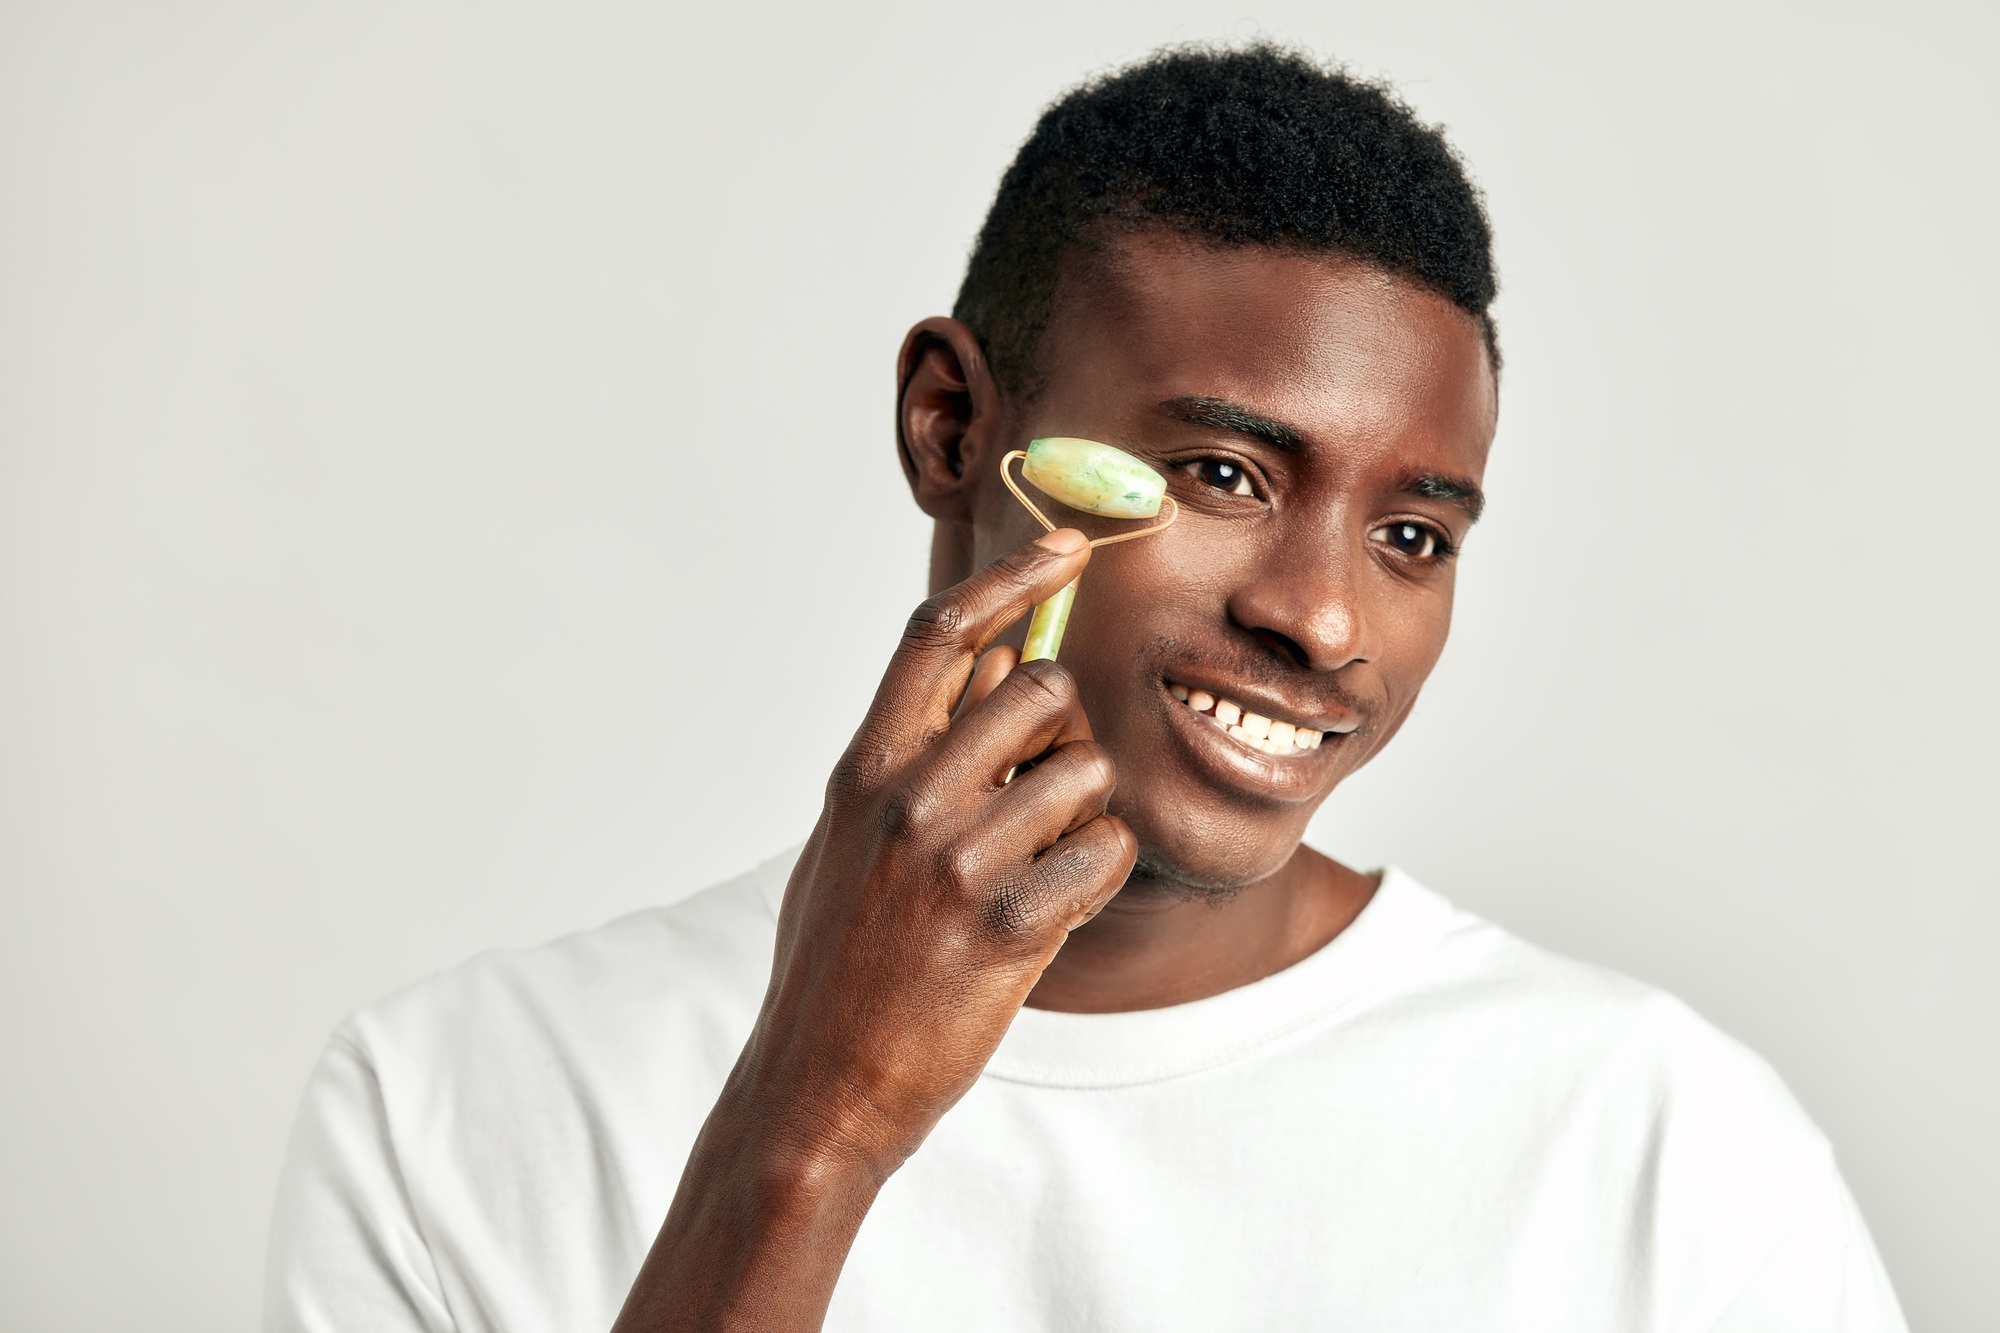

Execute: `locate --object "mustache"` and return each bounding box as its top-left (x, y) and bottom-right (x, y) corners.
top-left (1135, 633), bottom-right (1371, 717)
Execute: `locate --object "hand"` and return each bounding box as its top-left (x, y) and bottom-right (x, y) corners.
top-left (613, 528), bottom-right (1137, 1333)
top-left (744, 526), bottom-right (1138, 1174)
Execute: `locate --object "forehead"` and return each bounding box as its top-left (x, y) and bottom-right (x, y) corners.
top-left (1036, 231), bottom-right (1497, 474)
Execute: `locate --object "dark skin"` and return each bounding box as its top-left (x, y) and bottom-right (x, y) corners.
top-left (611, 230), bottom-right (1498, 1331)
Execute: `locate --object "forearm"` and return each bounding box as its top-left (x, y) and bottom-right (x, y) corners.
top-left (611, 1080), bottom-right (886, 1333)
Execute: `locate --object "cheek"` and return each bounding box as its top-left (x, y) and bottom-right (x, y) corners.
top-left (1360, 578), bottom-right (1457, 741)
top-left (1072, 535), bottom-right (1219, 653)
top-left (1387, 591), bottom-right (1453, 678)
top-left (970, 489), bottom-right (1054, 568)
top-left (1049, 546), bottom-right (1211, 727)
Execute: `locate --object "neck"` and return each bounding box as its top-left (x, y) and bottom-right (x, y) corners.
top-left (1024, 842), bottom-right (1378, 1013)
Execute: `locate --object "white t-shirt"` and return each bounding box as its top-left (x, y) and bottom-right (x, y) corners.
top-left (265, 847), bottom-right (1906, 1332)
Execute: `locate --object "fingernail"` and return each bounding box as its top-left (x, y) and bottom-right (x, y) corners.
top-left (1035, 528), bottom-right (1087, 554)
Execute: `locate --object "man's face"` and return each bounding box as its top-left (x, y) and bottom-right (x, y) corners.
top-left (967, 233), bottom-right (1497, 893)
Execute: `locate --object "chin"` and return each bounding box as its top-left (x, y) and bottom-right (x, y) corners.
top-left (1110, 784), bottom-right (1311, 902)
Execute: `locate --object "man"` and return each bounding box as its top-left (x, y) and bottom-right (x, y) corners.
top-left (267, 46), bottom-right (1905, 1331)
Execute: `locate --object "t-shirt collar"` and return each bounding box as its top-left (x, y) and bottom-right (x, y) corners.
top-left (982, 867), bottom-right (1454, 1089)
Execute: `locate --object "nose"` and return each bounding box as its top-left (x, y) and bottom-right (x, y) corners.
top-left (1225, 533), bottom-right (1382, 673)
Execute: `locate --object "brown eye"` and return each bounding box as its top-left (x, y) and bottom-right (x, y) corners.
top-left (1370, 521), bottom-right (1444, 560)
top-left (1184, 458), bottom-right (1253, 497)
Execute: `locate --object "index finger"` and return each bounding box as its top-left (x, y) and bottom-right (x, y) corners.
top-left (857, 528), bottom-right (1090, 755)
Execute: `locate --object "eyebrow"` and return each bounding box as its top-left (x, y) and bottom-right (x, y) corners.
top-left (1159, 394), bottom-right (1485, 524)
top-left (1402, 472), bottom-right (1485, 524)
top-left (1158, 395), bottom-right (1305, 453)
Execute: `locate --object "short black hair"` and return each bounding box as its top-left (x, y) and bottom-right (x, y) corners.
top-left (954, 44), bottom-right (1499, 395)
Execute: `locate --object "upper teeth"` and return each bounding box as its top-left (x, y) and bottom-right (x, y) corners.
top-left (1169, 682), bottom-right (1323, 756)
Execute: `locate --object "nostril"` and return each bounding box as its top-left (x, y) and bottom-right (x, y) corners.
top-left (1251, 628), bottom-right (1312, 670)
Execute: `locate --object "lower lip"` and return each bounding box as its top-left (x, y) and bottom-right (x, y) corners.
top-left (1157, 683), bottom-right (1343, 804)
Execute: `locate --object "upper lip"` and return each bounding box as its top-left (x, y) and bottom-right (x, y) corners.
top-left (1165, 676), bottom-right (1363, 735)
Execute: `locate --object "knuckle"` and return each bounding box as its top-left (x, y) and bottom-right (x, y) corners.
top-left (1060, 739), bottom-right (1115, 790)
top-left (939, 841), bottom-right (985, 900)
top-left (1044, 839), bottom-right (1093, 881)
top-left (826, 747), bottom-right (889, 805)
top-left (934, 844), bottom-right (1040, 942)
top-left (1090, 817), bottom-right (1139, 875)
top-left (875, 784), bottom-right (937, 842)
top-left (1000, 539), bottom-right (1062, 579)
top-left (903, 593), bottom-right (972, 650)
top-left (824, 755), bottom-right (866, 804)
top-left (1054, 818), bottom-right (1131, 882)
top-left (875, 792), bottom-right (914, 839)
top-left (983, 876), bottom-right (1035, 938)
top-left (1004, 658), bottom-right (1075, 710)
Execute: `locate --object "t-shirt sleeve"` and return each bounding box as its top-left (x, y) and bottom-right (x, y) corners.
top-left (264, 1033), bottom-right (456, 1333)
top-left (1708, 1158), bottom-right (1907, 1333)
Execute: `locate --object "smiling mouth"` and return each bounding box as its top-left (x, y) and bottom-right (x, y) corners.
top-left (1167, 681), bottom-right (1343, 757)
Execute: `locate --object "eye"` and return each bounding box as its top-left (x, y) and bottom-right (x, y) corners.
top-left (1369, 520), bottom-right (1453, 562)
top-left (1183, 457), bottom-right (1254, 497)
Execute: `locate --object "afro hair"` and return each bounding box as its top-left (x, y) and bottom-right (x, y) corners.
top-left (953, 44), bottom-right (1499, 394)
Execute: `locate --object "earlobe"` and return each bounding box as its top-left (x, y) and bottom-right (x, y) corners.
top-left (896, 317), bottom-right (1002, 523)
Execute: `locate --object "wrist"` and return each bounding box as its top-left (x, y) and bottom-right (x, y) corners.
top-left (614, 1085), bottom-right (888, 1332)
top-left (743, 1133), bottom-right (887, 1238)
top-left (715, 1038), bottom-right (917, 1190)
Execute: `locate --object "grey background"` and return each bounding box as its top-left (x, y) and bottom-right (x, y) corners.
top-left (2, 0), bottom-right (1992, 1328)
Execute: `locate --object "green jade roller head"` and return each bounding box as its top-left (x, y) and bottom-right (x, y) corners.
top-left (1000, 437), bottom-right (1178, 663)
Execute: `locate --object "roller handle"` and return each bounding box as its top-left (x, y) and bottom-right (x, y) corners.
top-left (1020, 578), bottom-right (1079, 663)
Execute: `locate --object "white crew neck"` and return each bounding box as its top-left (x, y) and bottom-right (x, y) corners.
top-left (981, 867), bottom-right (1456, 1089)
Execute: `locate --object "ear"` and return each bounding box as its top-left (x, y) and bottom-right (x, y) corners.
top-left (895, 316), bottom-right (1006, 523)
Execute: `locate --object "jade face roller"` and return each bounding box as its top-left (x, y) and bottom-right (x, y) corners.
top-left (1000, 437), bottom-right (1179, 662)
